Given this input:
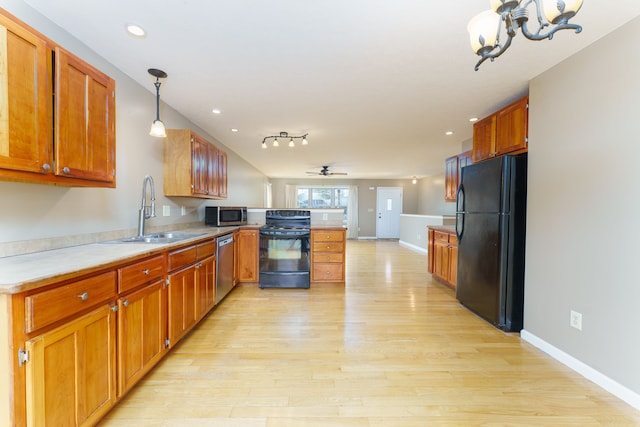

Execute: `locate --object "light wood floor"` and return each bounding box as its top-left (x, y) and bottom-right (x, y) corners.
top-left (99, 240), bottom-right (640, 426)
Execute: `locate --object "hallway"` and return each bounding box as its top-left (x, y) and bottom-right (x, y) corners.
top-left (99, 240), bottom-right (640, 426)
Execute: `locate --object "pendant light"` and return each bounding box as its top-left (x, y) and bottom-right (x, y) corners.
top-left (148, 68), bottom-right (168, 137)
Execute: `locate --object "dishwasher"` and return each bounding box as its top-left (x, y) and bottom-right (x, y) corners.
top-left (215, 233), bottom-right (235, 304)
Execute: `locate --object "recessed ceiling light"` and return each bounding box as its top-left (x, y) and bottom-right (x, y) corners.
top-left (125, 24), bottom-right (146, 38)
top-left (231, 128), bottom-right (239, 132)
top-left (445, 131), bottom-right (454, 136)
top-left (212, 109), bottom-right (221, 114)
top-left (469, 117), bottom-right (479, 122)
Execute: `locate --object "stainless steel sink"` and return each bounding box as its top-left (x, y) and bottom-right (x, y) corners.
top-left (103, 232), bottom-right (205, 244)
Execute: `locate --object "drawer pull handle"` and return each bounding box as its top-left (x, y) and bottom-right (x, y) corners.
top-left (123, 300), bottom-right (130, 307)
top-left (143, 269), bottom-right (151, 275)
top-left (77, 292), bottom-right (89, 301)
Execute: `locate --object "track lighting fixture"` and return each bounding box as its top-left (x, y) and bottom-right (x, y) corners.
top-left (261, 131), bottom-right (309, 149)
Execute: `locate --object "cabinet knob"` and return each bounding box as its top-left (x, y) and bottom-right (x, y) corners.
top-left (123, 300), bottom-right (130, 307)
top-left (110, 305), bottom-right (118, 312)
top-left (42, 163), bottom-right (51, 171)
top-left (77, 292), bottom-right (89, 301)
top-left (143, 268), bottom-right (151, 275)
top-left (62, 166), bottom-right (70, 174)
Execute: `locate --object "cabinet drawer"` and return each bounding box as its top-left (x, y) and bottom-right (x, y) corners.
top-left (313, 231), bottom-right (344, 242)
top-left (312, 263), bottom-right (344, 281)
top-left (313, 252), bottom-right (343, 263)
top-left (25, 271), bottom-right (117, 333)
top-left (434, 231), bottom-right (450, 243)
top-left (118, 255), bottom-right (164, 293)
top-left (168, 245), bottom-right (198, 271)
top-left (197, 240), bottom-right (216, 259)
top-left (313, 242), bottom-right (344, 253)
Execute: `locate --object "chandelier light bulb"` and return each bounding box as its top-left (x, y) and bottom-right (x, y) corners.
top-left (289, 139), bottom-right (295, 147)
top-left (262, 141), bottom-right (267, 149)
top-left (302, 137), bottom-right (308, 145)
top-left (273, 139), bottom-right (279, 147)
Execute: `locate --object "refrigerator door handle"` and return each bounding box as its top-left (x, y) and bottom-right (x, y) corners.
top-left (456, 185), bottom-right (465, 240)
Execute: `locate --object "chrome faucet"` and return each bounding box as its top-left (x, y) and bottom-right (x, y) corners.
top-left (137, 175), bottom-right (156, 236)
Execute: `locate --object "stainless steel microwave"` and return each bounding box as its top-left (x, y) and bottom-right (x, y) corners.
top-left (205, 206), bottom-right (247, 227)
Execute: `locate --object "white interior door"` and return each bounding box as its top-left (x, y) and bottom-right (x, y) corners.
top-left (376, 187), bottom-right (402, 238)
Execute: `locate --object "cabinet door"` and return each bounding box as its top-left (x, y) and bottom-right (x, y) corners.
top-left (191, 135), bottom-right (208, 196)
top-left (207, 144), bottom-right (221, 197)
top-left (433, 240), bottom-right (449, 281)
top-left (495, 96), bottom-right (528, 155)
top-left (55, 47), bottom-right (115, 184)
top-left (448, 244), bottom-right (458, 289)
top-left (196, 254), bottom-right (216, 319)
top-left (167, 265), bottom-right (197, 346)
top-left (444, 155), bottom-right (458, 202)
top-left (237, 230), bottom-right (259, 282)
top-left (25, 304), bottom-right (116, 427)
top-left (217, 149), bottom-right (228, 199)
top-left (117, 280), bottom-right (167, 397)
top-left (472, 114), bottom-right (496, 163)
top-left (0, 15), bottom-right (52, 175)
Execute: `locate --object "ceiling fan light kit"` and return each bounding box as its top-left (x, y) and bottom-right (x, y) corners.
top-left (261, 131), bottom-right (309, 149)
top-left (468, 0), bottom-right (583, 70)
top-left (306, 166), bottom-right (348, 176)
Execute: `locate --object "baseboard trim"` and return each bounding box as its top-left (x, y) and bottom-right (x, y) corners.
top-left (357, 236), bottom-right (377, 240)
top-left (399, 240), bottom-right (427, 255)
top-left (521, 329), bottom-right (640, 411)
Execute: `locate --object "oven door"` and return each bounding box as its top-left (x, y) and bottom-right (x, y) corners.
top-left (259, 231), bottom-right (310, 289)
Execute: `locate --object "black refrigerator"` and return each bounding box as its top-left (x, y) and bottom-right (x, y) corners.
top-left (455, 153), bottom-right (527, 332)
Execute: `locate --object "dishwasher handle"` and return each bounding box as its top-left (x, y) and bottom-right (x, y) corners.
top-left (218, 235), bottom-right (234, 246)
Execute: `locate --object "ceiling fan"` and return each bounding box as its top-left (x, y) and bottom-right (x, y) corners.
top-left (306, 165), bottom-right (348, 176)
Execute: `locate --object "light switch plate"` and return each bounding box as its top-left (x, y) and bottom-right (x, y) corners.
top-left (162, 205), bottom-right (171, 217)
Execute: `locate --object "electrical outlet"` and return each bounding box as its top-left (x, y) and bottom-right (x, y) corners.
top-left (322, 213), bottom-right (328, 220)
top-left (417, 234), bottom-right (421, 240)
top-left (181, 206), bottom-right (186, 216)
top-left (570, 310), bottom-right (582, 330)
top-left (162, 205), bottom-right (171, 217)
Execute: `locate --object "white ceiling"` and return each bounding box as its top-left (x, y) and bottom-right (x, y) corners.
top-left (22, 0), bottom-right (640, 179)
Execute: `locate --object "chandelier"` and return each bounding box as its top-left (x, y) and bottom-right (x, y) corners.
top-left (468, 0), bottom-right (583, 71)
top-left (261, 131), bottom-right (309, 149)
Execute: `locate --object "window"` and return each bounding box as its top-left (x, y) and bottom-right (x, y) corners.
top-left (296, 187), bottom-right (349, 210)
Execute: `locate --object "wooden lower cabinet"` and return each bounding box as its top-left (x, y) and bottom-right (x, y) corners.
top-left (25, 304), bottom-right (117, 427)
top-left (167, 239), bottom-right (216, 346)
top-left (236, 228), bottom-right (259, 283)
top-left (311, 229), bottom-right (346, 283)
top-left (117, 280), bottom-right (167, 397)
top-left (167, 264), bottom-right (198, 346)
top-left (196, 254), bottom-right (216, 319)
top-left (427, 227), bottom-right (458, 289)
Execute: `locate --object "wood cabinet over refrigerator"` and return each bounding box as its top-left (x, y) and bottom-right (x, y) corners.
top-left (163, 129), bottom-right (228, 199)
top-left (0, 8), bottom-right (116, 187)
top-left (472, 96), bottom-right (528, 163)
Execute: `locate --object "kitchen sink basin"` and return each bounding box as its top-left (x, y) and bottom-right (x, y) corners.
top-left (103, 232), bottom-right (205, 244)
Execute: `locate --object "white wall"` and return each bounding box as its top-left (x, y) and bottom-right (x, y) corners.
top-left (0, 1), bottom-right (266, 253)
top-left (524, 15), bottom-right (640, 399)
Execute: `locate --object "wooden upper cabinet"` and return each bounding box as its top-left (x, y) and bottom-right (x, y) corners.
top-left (55, 47), bottom-right (116, 184)
top-left (495, 96), bottom-right (528, 155)
top-left (472, 114), bottom-right (497, 163)
top-left (473, 96), bottom-right (528, 163)
top-left (164, 129), bottom-right (228, 199)
top-left (0, 9), bottom-right (116, 187)
top-left (444, 155), bottom-right (458, 202)
top-left (0, 12), bottom-right (52, 175)
top-left (444, 150), bottom-right (472, 202)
